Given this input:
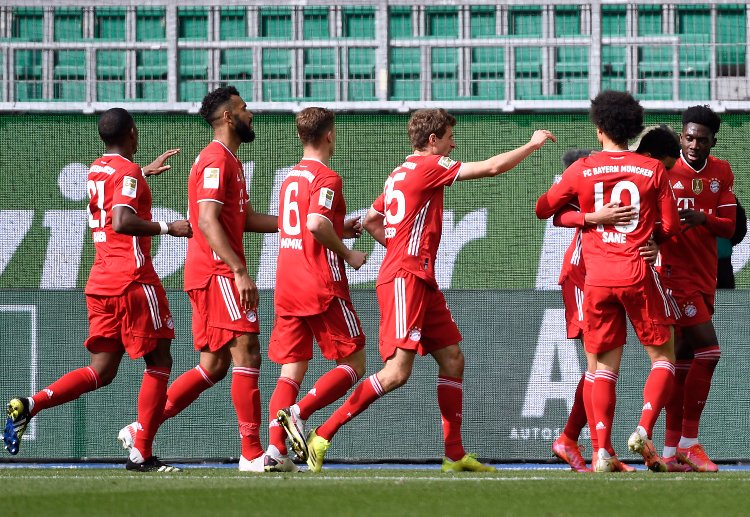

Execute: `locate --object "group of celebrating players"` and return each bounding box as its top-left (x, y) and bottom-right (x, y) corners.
top-left (2, 85), bottom-right (733, 474)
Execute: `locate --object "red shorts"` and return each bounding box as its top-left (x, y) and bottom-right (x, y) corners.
top-left (188, 275), bottom-right (260, 352)
top-left (583, 273), bottom-right (674, 354)
top-left (376, 274), bottom-right (462, 362)
top-left (268, 297), bottom-right (365, 364)
top-left (665, 288), bottom-right (714, 327)
top-left (561, 279), bottom-right (584, 340)
top-left (85, 282), bottom-right (175, 359)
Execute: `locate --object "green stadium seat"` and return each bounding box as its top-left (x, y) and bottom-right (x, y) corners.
top-left (556, 47), bottom-right (588, 99)
top-left (180, 82), bottom-right (208, 102)
top-left (97, 50), bottom-right (127, 101)
top-left (15, 82), bottom-right (43, 101)
top-left (262, 49), bottom-right (292, 101)
top-left (178, 7), bottom-right (208, 40)
top-left (426, 7), bottom-right (458, 38)
top-left (304, 48), bottom-right (336, 101)
top-left (638, 45), bottom-right (673, 100)
top-left (602, 5), bottom-right (626, 37)
top-left (514, 47), bottom-right (542, 100)
top-left (638, 5), bottom-right (663, 36)
top-left (555, 6), bottom-right (581, 37)
top-left (11, 7), bottom-right (44, 42)
top-left (676, 5), bottom-right (710, 36)
top-left (220, 7), bottom-right (247, 40)
top-left (54, 50), bottom-right (85, 79)
top-left (470, 6), bottom-right (496, 38)
top-left (179, 49), bottom-right (208, 102)
top-left (348, 48), bottom-right (376, 101)
top-left (54, 7), bottom-right (84, 42)
top-left (260, 7), bottom-right (292, 39)
top-left (509, 6), bottom-right (542, 38)
top-left (680, 34), bottom-right (711, 75)
top-left (137, 50), bottom-right (167, 79)
top-left (137, 82), bottom-right (167, 102)
top-left (95, 7), bottom-right (126, 41)
top-left (304, 7), bottom-right (329, 40)
top-left (389, 6), bottom-right (412, 39)
top-left (471, 47), bottom-right (504, 100)
top-left (601, 46), bottom-right (626, 91)
top-left (717, 6), bottom-right (746, 74)
top-left (220, 50), bottom-right (253, 78)
top-left (390, 47), bottom-right (420, 100)
top-left (431, 48), bottom-right (458, 100)
top-left (136, 7), bottom-right (166, 41)
top-left (343, 7), bottom-right (375, 39)
top-left (14, 50), bottom-right (42, 80)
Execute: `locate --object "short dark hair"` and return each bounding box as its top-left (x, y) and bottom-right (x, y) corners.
top-left (408, 108), bottom-right (457, 150)
top-left (199, 86), bottom-right (241, 126)
top-left (98, 108), bottom-right (135, 146)
top-left (682, 105), bottom-right (721, 135)
top-left (633, 125), bottom-right (680, 159)
top-left (561, 148), bottom-right (593, 169)
top-left (589, 90), bottom-right (644, 145)
top-left (296, 107), bottom-right (335, 145)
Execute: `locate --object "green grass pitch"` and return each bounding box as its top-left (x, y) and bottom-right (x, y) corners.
top-left (1, 468), bottom-right (750, 517)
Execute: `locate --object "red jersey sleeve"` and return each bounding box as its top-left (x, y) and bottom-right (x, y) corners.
top-left (656, 164), bottom-right (680, 239)
top-left (704, 167), bottom-right (736, 238)
top-left (420, 155), bottom-right (462, 189)
top-left (309, 174), bottom-right (343, 223)
top-left (111, 164), bottom-right (143, 213)
top-left (553, 201), bottom-right (585, 229)
top-left (371, 193), bottom-right (385, 215)
top-left (195, 154), bottom-right (231, 204)
top-left (536, 169), bottom-right (578, 220)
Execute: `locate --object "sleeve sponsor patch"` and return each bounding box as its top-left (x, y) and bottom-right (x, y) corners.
top-left (121, 176), bottom-right (137, 198)
top-left (438, 156), bottom-right (456, 169)
top-left (318, 187), bottom-right (335, 209)
top-left (203, 167), bottom-right (220, 189)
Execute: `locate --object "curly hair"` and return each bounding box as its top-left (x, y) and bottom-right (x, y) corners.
top-left (633, 125), bottom-right (680, 159)
top-left (589, 90), bottom-right (644, 145)
top-left (682, 105), bottom-right (721, 135)
top-left (408, 109), bottom-right (457, 150)
top-left (199, 86), bottom-right (241, 126)
top-left (98, 108), bottom-right (135, 146)
top-left (296, 107), bottom-right (335, 145)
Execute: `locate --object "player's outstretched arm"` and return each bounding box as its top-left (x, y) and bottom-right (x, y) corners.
top-left (363, 208), bottom-right (386, 247)
top-left (307, 215), bottom-right (367, 270)
top-left (244, 200), bottom-right (279, 233)
top-left (142, 148), bottom-right (181, 177)
top-left (112, 206), bottom-right (192, 238)
top-left (457, 130), bottom-right (555, 181)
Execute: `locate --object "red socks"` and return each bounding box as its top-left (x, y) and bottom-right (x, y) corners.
top-left (162, 365), bottom-right (217, 422)
top-left (134, 367), bottom-right (170, 459)
top-left (582, 371), bottom-right (598, 451)
top-left (267, 377), bottom-right (300, 455)
top-left (437, 376), bottom-right (465, 461)
top-left (317, 374), bottom-right (385, 441)
top-left (232, 367), bottom-right (263, 460)
top-left (297, 365), bottom-right (360, 420)
top-left (31, 366), bottom-right (101, 416)
top-left (637, 360), bottom-right (674, 436)
top-left (592, 370), bottom-right (618, 454)
top-left (682, 346), bottom-right (720, 439)
top-left (664, 359), bottom-right (691, 448)
top-left (562, 374), bottom-right (587, 442)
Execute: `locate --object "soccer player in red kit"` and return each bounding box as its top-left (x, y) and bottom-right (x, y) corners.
top-left (117, 87), bottom-right (278, 472)
top-left (269, 108), bottom-right (367, 472)
top-left (296, 108), bottom-right (555, 472)
top-left (4, 108), bottom-right (191, 472)
top-left (536, 91), bottom-right (681, 472)
top-left (659, 106), bottom-right (736, 472)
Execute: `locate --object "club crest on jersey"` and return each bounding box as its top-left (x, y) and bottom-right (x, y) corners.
top-left (122, 176), bottom-right (137, 198)
top-left (684, 303), bottom-right (697, 318)
top-left (710, 179), bottom-right (720, 193)
top-left (203, 167), bottom-right (220, 189)
top-left (438, 156), bottom-right (456, 169)
top-left (692, 179), bottom-right (703, 195)
top-left (166, 316), bottom-right (175, 329)
top-left (246, 310), bottom-right (258, 323)
top-left (408, 327), bottom-right (422, 342)
top-left (318, 187), bottom-right (335, 209)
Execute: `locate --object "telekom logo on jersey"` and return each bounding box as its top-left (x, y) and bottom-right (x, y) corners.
top-left (0, 163), bottom-right (488, 290)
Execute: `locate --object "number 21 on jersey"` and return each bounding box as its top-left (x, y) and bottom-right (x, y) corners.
top-left (87, 180), bottom-right (106, 228)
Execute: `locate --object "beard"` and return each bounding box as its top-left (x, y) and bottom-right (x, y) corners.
top-left (234, 116), bottom-right (256, 143)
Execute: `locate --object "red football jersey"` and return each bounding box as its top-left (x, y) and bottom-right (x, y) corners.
top-left (275, 158), bottom-right (352, 316)
top-left (537, 151), bottom-right (680, 287)
top-left (372, 154), bottom-right (462, 289)
top-left (184, 140), bottom-right (249, 291)
top-left (658, 154), bottom-right (736, 294)
top-left (85, 154), bottom-right (161, 295)
top-left (559, 228), bottom-right (585, 288)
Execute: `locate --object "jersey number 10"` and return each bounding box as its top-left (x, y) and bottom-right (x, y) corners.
top-left (593, 180), bottom-right (640, 233)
